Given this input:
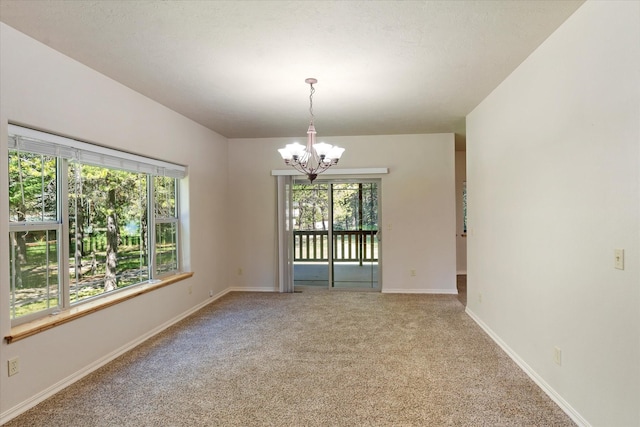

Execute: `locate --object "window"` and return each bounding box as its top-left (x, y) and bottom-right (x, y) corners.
top-left (154, 176), bottom-right (179, 276)
top-left (8, 125), bottom-right (186, 324)
top-left (68, 163), bottom-right (150, 304)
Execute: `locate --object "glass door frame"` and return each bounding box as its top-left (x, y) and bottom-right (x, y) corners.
top-left (292, 176), bottom-right (382, 291)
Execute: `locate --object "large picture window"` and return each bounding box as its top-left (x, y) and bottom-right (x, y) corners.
top-left (8, 125), bottom-right (186, 325)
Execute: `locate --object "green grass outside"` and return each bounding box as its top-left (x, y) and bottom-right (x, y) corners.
top-left (11, 239), bottom-right (177, 319)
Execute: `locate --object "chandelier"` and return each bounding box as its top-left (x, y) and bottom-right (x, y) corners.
top-left (277, 78), bottom-right (345, 182)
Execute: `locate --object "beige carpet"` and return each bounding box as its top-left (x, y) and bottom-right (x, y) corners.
top-left (6, 290), bottom-right (574, 426)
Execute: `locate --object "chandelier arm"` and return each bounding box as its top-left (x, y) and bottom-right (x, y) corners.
top-left (315, 160), bottom-right (332, 175)
top-left (291, 147), bottom-right (328, 176)
top-left (290, 162), bottom-right (309, 176)
top-left (308, 150), bottom-right (318, 172)
top-left (290, 153), bottom-right (312, 174)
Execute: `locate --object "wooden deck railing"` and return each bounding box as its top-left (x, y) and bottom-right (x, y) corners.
top-left (294, 230), bottom-right (378, 263)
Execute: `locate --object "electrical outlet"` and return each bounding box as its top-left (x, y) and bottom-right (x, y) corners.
top-left (209, 290), bottom-right (214, 297)
top-left (8, 358), bottom-right (19, 376)
top-left (478, 293), bottom-right (482, 303)
top-left (614, 249), bottom-right (624, 270)
top-left (237, 268), bottom-right (243, 276)
top-left (553, 347), bottom-right (562, 366)
top-left (410, 269), bottom-right (416, 277)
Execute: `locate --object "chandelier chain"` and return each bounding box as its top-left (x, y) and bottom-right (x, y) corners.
top-left (309, 83), bottom-right (315, 122)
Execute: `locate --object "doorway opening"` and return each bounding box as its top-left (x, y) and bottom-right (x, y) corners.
top-left (292, 179), bottom-right (380, 290)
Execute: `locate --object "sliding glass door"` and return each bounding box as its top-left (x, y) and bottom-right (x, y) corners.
top-left (292, 181), bottom-right (330, 286)
top-left (331, 182), bottom-right (379, 289)
top-left (292, 179), bottom-right (380, 290)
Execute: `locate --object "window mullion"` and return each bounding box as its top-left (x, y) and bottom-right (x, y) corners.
top-left (175, 182), bottom-right (181, 273)
top-left (59, 158), bottom-right (70, 310)
top-left (40, 154), bottom-right (45, 221)
top-left (46, 229), bottom-right (51, 308)
top-left (148, 176), bottom-right (156, 278)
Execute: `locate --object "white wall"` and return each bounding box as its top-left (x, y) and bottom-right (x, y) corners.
top-left (228, 134), bottom-right (457, 294)
top-left (455, 151), bottom-right (467, 274)
top-left (466, 2), bottom-right (639, 426)
top-left (0, 23), bottom-right (229, 420)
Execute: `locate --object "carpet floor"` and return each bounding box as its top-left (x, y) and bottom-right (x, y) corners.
top-left (6, 290), bottom-right (575, 426)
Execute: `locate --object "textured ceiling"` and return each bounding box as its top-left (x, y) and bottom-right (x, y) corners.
top-left (0, 0), bottom-right (583, 144)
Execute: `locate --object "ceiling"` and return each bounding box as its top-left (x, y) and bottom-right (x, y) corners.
top-left (0, 0), bottom-right (583, 147)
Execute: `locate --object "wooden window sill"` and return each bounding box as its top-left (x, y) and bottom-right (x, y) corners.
top-left (5, 272), bottom-right (194, 344)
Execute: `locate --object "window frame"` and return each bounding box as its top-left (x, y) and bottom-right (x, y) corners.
top-left (8, 125), bottom-right (186, 326)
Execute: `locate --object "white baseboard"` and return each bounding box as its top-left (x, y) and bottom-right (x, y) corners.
top-left (0, 288), bottom-right (233, 425)
top-left (227, 286), bottom-right (458, 295)
top-left (227, 286), bottom-right (278, 292)
top-left (382, 288), bottom-right (458, 294)
top-left (464, 307), bottom-right (590, 427)
top-left (232, 287), bottom-right (460, 295)
top-left (232, 287), bottom-right (459, 295)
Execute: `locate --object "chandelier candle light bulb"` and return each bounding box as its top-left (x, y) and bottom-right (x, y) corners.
top-left (277, 78), bottom-right (345, 182)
